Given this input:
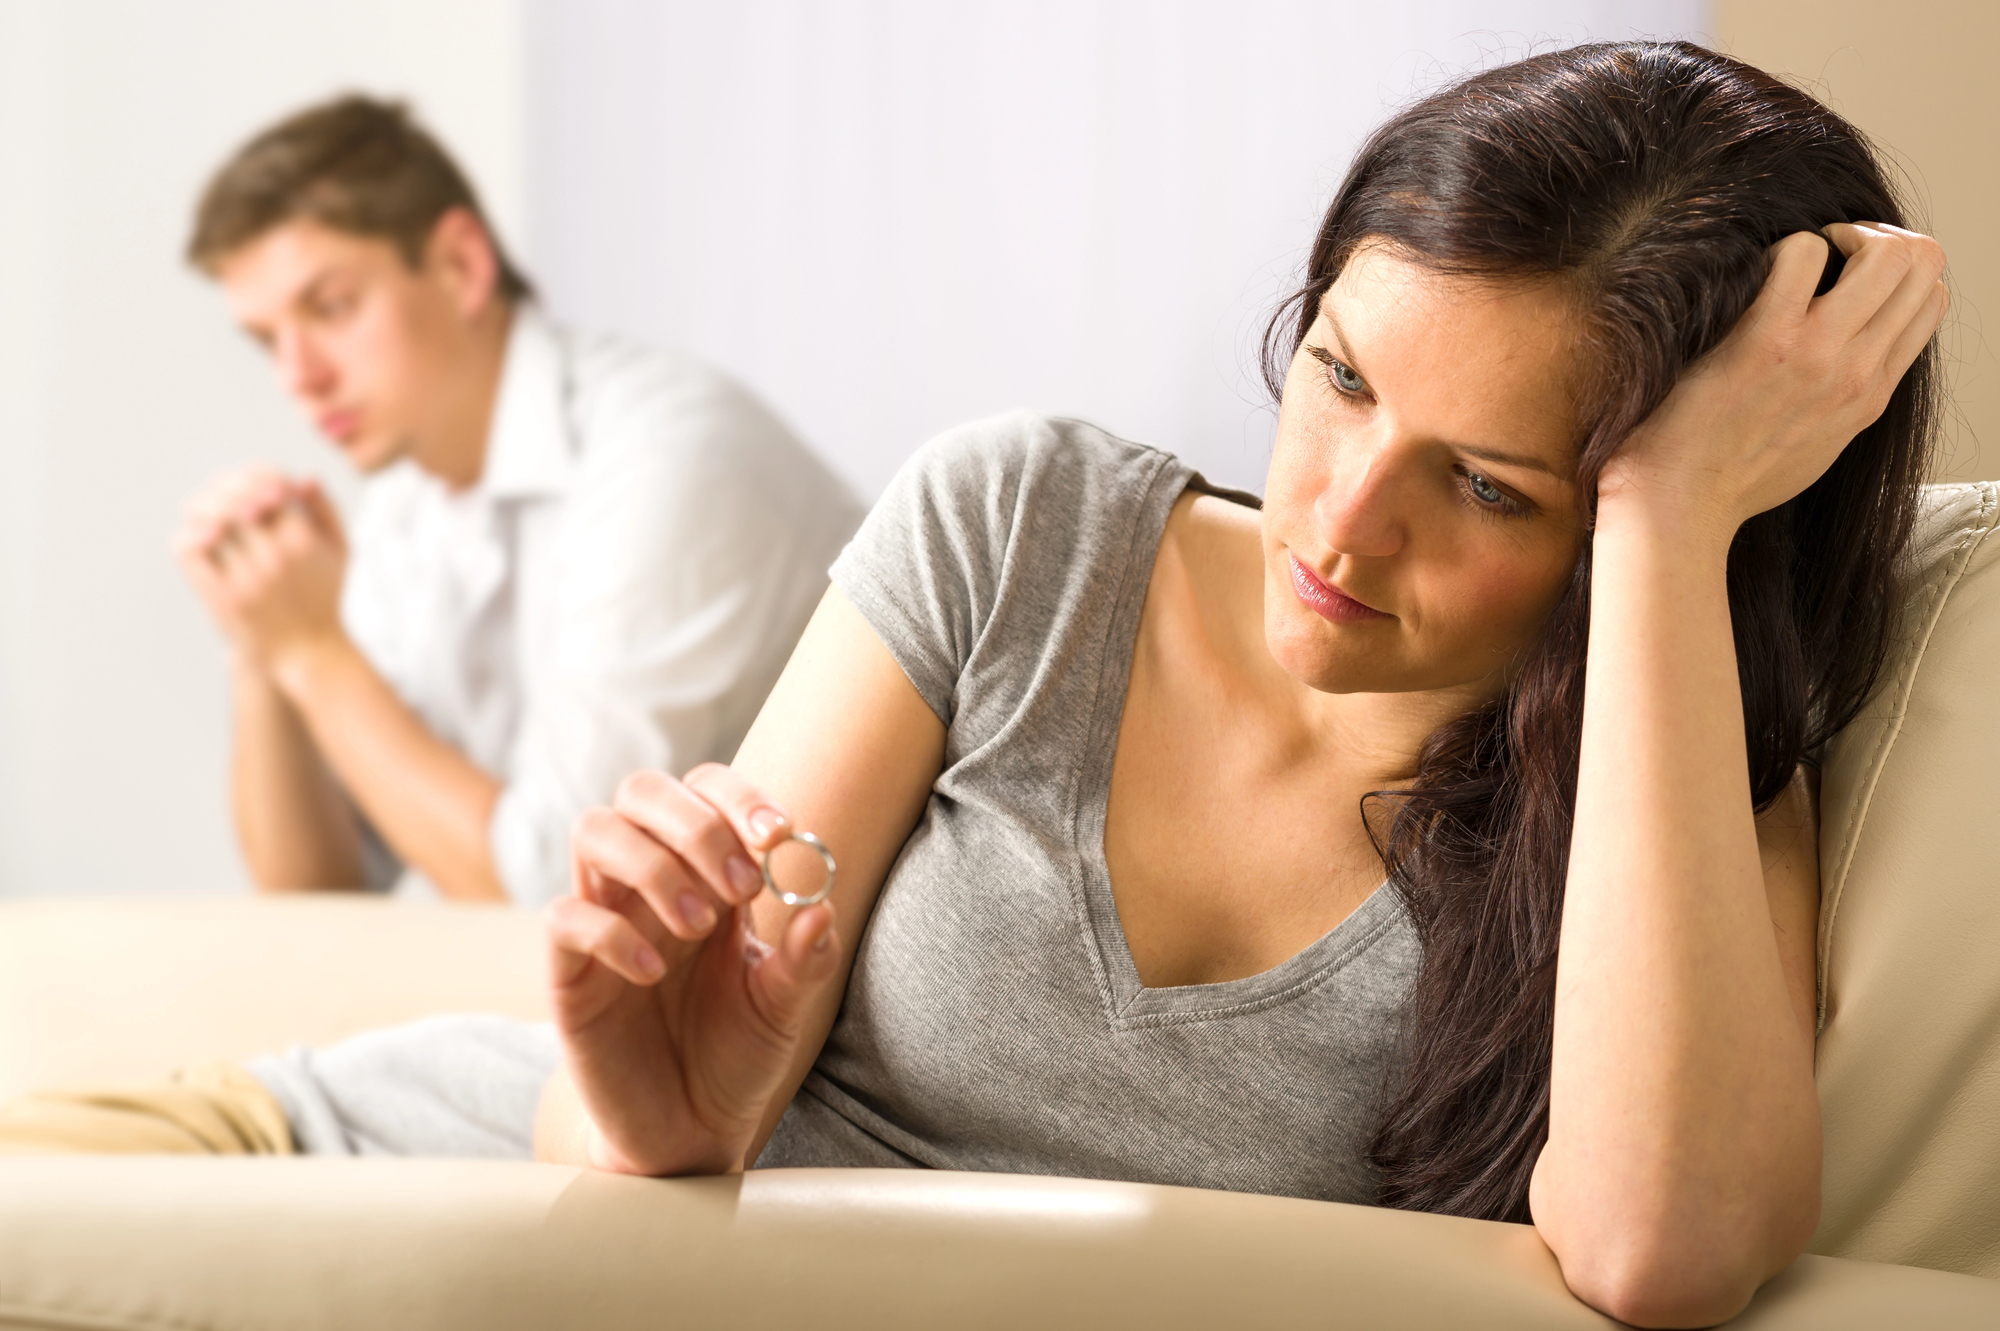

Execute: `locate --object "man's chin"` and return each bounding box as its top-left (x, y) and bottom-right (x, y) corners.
top-left (339, 435), bottom-right (408, 475)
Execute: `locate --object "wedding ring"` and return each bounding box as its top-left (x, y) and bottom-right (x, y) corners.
top-left (760, 830), bottom-right (836, 906)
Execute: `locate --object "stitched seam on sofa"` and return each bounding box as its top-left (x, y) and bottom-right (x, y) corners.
top-left (1817, 482), bottom-right (1999, 1023)
top-left (1817, 481), bottom-right (2000, 1028)
top-left (1817, 594), bottom-right (1931, 1027)
top-left (1824, 495), bottom-right (1976, 1015)
top-left (0, 1299), bottom-right (204, 1331)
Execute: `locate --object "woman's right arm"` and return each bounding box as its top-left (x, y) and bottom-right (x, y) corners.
top-left (534, 584), bottom-right (946, 1173)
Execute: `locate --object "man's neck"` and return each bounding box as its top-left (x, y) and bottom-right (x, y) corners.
top-left (416, 299), bottom-right (517, 493)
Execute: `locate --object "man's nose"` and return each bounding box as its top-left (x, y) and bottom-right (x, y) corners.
top-left (273, 328), bottom-right (335, 400)
top-left (1315, 436), bottom-right (1408, 559)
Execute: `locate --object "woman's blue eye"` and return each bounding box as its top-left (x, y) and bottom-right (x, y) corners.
top-left (1466, 472), bottom-right (1505, 505)
top-left (1305, 344), bottom-right (1367, 396)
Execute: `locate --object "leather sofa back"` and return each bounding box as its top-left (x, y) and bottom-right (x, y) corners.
top-left (1813, 480), bottom-right (2000, 1276)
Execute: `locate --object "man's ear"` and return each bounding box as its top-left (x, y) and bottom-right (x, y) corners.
top-left (424, 206), bottom-right (501, 321)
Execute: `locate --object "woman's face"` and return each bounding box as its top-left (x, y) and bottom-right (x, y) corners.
top-left (1262, 243), bottom-right (1586, 698)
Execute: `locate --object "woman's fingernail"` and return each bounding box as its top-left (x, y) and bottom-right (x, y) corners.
top-left (748, 808), bottom-right (789, 842)
top-left (726, 854), bottom-right (762, 898)
top-left (633, 945), bottom-right (664, 979)
top-left (679, 892), bottom-right (716, 932)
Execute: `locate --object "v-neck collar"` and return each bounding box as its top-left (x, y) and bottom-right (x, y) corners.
top-left (1064, 460), bottom-right (1410, 1032)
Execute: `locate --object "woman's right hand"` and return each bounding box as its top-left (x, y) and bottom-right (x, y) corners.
top-left (1598, 221), bottom-right (1947, 543)
top-left (545, 763), bottom-right (842, 1176)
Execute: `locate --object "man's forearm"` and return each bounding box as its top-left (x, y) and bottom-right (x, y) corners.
top-left (272, 636), bottom-right (509, 902)
top-left (230, 656), bottom-right (366, 890)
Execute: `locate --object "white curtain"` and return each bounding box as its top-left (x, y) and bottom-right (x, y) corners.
top-left (524, 0), bottom-right (1708, 497)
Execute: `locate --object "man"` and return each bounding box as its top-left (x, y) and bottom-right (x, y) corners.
top-left (173, 95), bottom-right (864, 905)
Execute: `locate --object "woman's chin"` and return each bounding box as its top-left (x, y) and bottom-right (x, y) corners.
top-left (1265, 620), bottom-right (1395, 695)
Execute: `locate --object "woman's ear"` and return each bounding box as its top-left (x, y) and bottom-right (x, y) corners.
top-left (424, 206), bottom-right (501, 321)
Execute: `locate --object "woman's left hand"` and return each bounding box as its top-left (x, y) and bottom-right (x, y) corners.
top-left (1599, 222), bottom-right (1946, 540)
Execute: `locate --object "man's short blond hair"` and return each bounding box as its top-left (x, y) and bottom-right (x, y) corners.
top-left (187, 94), bottom-right (533, 301)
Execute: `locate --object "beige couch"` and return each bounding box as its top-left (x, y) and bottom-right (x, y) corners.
top-left (0, 481), bottom-right (1995, 1330)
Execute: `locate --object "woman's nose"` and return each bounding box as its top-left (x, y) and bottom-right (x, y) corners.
top-left (1315, 441), bottom-right (1407, 559)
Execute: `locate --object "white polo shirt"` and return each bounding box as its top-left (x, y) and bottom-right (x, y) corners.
top-left (340, 307), bottom-right (866, 904)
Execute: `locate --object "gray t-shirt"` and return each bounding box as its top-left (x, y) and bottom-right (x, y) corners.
top-left (756, 412), bottom-right (1419, 1204)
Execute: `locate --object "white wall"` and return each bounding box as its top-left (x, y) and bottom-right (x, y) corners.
top-left (0, 1), bottom-right (1709, 899)
top-left (0, 1), bottom-right (524, 896)
top-left (523, 0), bottom-right (1709, 502)
top-left (1716, 0), bottom-right (2000, 483)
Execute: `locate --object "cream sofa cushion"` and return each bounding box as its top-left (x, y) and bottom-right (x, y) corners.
top-left (1814, 480), bottom-right (2000, 1275)
top-left (1, 1156), bottom-right (1996, 1329)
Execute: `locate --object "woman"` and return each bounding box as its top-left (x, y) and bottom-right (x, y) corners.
top-left (0, 39), bottom-right (1944, 1329)
top-left (530, 41), bottom-right (1943, 1326)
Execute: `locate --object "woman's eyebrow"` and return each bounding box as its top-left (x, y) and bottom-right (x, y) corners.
top-left (1318, 299), bottom-right (1368, 381)
top-left (1458, 445), bottom-right (1559, 478)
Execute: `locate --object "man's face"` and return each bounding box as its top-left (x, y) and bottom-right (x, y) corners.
top-left (217, 218), bottom-right (471, 474)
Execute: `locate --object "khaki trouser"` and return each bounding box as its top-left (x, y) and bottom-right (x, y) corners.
top-left (0, 1062), bottom-right (293, 1155)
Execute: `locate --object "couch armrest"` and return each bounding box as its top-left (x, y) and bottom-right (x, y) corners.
top-left (4, 901), bottom-right (1993, 1327)
top-left (0, 897), bottom-right (547, 1099)
top-left (0, 1161), bottom-right (1993, 1330)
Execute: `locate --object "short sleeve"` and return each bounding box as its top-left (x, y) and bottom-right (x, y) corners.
top-left (829, 411), bottom-right (1187, 727)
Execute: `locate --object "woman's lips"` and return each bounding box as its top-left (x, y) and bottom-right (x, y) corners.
top-left (1289, 554), bottom-right (1388, 624)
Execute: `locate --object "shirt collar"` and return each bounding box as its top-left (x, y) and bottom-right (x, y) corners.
top-left (479, 304), bottom-right (575, 501)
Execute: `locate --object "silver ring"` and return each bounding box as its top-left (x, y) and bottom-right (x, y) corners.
top-left (760, 830), bottom-right (836, 906)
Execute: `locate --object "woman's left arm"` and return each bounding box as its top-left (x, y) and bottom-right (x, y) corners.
top-left (1530, 223), bottom-right (1947, 1328)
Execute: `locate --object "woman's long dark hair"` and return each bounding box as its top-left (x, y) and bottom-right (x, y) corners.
top-left (1263, 42), bottom-right (1940, 1222)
